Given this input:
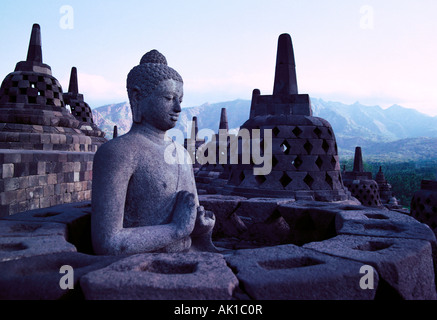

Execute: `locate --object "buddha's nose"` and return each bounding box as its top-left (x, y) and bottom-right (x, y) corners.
top-left (173, 100), bottom-right (182, 113)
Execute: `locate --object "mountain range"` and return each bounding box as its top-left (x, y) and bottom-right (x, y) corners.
top-left (92, 98), bottom-right (437, 162)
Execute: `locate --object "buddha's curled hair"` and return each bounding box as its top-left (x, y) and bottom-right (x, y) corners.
top-left (126, 50), bottom-right (183, 101)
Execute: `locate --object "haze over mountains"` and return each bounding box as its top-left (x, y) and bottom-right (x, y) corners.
top-left (92, 98), bottom-right (437, 161)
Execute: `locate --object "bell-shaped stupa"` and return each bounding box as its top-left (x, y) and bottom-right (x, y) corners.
top-left (342, 147), bottom-right (382, 207)
top-left (0, 24), bottom-right (102, 152)
top-left (224, 34), bottom-right (350, 201)
top-left (195, 108), bottom-right (233, 194)
top-left (63, 66), bottom-right (107, 146)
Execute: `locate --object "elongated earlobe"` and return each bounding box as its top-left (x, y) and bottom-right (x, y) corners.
top-left (131, 87), bottom-right (142, 123)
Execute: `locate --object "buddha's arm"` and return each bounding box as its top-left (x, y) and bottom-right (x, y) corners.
top-left (91, 143), bottom-right (196, 255)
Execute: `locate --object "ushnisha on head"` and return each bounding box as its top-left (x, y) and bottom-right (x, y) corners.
top-left (127, 50), bottom-right (184, 127)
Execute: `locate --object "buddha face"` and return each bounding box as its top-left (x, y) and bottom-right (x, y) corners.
top-left (133, 79), bottom-right (183, 132)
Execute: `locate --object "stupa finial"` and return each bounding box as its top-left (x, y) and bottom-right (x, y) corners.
top-left (353, 147), bottom-right (364, 172)
top-left (68, 67), bottom-right (79, 95)
top-left (219, 108), bottom-right (229, 131)
top-left (192, 116), bottom-right (199, 138)
top-left (26, 24), bottom-right (43, 64)
top-left (273, 33), bottom-right (298, 95)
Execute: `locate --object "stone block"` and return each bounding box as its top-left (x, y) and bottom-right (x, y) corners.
top-left (335, 207), bottom-right (437, 243)
top-left (304, 235), bottom-right (436, 300)
top-left (0, 220), bottom-right (67, 238)
top-left (0, 252), bottom-right (121, 300)
top-left (80, 252), bottom-right (239, 300)
top-left (199, 194), bottom-right (248, 238)
top-left (1, 201), bottom-right (93, 254)
top-left (277, 201), bottom-right (339, 246)
top-left (0, 236), bottom-right (76, 262)
top-left (225, 244), bottom-right (377, 300)
top-left (235, 197), bottom-right (295, 224)
top-left (2, 163), bottom-right (14, 179)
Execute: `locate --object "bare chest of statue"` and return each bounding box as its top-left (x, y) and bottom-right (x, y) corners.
top-left (122, 138), bottom-right (195, 228)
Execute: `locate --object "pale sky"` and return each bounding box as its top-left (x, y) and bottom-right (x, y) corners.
top-left (1, 0), bottom-right (437, 116)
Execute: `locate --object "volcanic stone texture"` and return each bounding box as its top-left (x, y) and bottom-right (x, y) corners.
top-left (0, 199), bottom-right (436, 300)
top-left (0, 150), bottom-right (94, 217)
top-left (80, 252), bottom-right (239, 300)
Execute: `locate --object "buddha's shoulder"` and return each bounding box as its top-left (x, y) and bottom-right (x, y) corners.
top-left (95, 133), bottom-right (173, 159)
top-left (95, 134), bottom-right (142, 160)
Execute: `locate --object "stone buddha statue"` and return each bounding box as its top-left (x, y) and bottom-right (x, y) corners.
top-left (91, 50), bottom-right (216, 255)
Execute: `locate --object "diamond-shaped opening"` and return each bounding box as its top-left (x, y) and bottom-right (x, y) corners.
top-left (292, 126), bottom-right (303, 137)
top-left (280, 140), bottom-right (290, 155)
top-left (322, 140), bottom-right (330, 153)
top-left (255, 175), bottom-right (267, 185)
top-left (280, 172), bottom-right (292, 188)
top-left (304, 140), bottom-right (313, 155)
top-left (315, 156), bottom-right (323, 169)
top-left (304, 174), bottom-right (314, 188)
top-left (330, 156), bottom-right (337, 168)
top-left (273, 127), bottom-right (280, 137)
top-left (325, 173), bottom-right (333, 189)
top-left (272, 155), bottom-right (279, 168)
top-left (292, 156), bottom-right (303, 169)
top-left (314, 127), bottom-right (322, 138)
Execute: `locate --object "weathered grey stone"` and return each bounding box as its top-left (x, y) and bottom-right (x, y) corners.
top-left (335, 207), bottom-right (437, 243)
top-left (0, 220), bottom-right (67, 238)
top-left (199, 194), bottom-right (247, 238)
top-left (1, 201), bottom-right (92, 253)
top-left (277, 201), bottom-right (341, 246)
top-left (91, 51), bottom-right (216, 255)
top-left (225, 244), bottom-right (377, 300)
top-left (80, 252), bottom-right (239, 300)
top-left (0, 235), bottom-right (76, 262)
top-left (304, 235), bottom-right (437, 300)
top-left (0, 201), bottom-right (91, 224)
top-left (0, 252), bottom-right (121, 300)
top-left (235, 197), bottom-right (295, 224)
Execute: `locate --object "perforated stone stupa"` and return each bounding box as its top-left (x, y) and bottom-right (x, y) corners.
top-left (63, 67), bottom-right (107, 147)
top-left (0, 24), bottom-right (106, 216)
top-left (411, 179), bottom-right (437, 237)
top-left (195, 108), bottom-right (233, 194)
top-left (0, 24), bottom-right (102, 153)
top-left (224, 34), bottom-right (350, 202)
top-left (343, 147), bottom-right (382, 207)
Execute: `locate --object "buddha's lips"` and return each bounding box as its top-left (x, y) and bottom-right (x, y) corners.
top-left (170, 114), bottom-right (179, 121)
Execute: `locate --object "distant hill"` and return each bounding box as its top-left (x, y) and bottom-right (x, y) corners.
top-left (92, 98), bottom-right (437, 161)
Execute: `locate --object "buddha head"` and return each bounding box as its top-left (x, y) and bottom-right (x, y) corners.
top-left (127, 50), bottom-right (184, 131)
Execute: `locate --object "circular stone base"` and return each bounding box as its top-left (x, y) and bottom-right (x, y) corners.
top-left (0, 199), bottom-right (436, 300)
